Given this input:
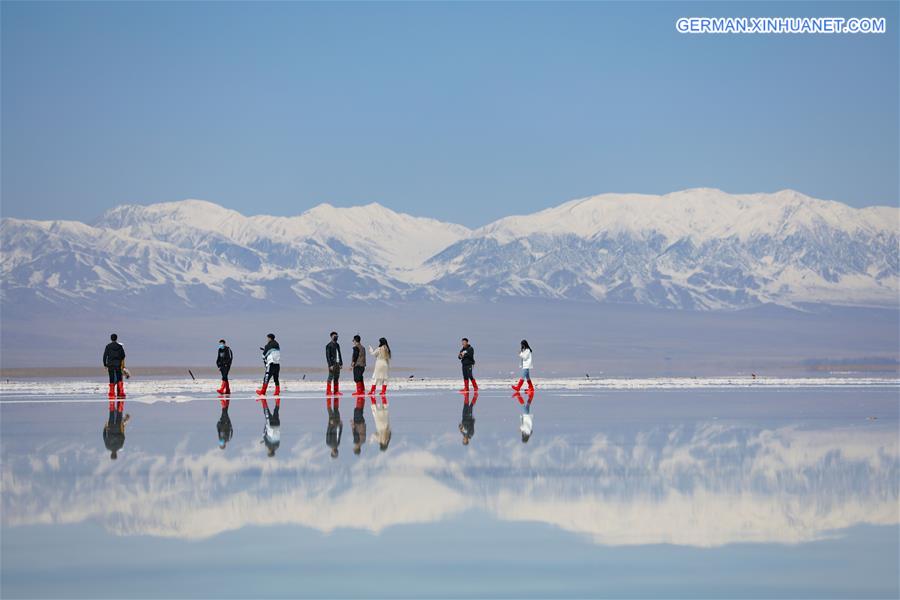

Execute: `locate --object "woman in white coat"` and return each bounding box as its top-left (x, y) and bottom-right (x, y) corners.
top-left (511, 339), bottom-right (534, 392)
top-left (368, 337), bottom-right (392, 395)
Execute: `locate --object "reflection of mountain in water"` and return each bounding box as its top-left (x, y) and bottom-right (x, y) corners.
top-left (2, 423), bottom-right (897, 547)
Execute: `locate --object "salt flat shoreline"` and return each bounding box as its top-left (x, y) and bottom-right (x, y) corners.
top-left (1, 376), bottom-right (898, 399)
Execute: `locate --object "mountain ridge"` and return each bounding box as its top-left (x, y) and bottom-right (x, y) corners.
top-left (2, 188), bottom-right (897, 313)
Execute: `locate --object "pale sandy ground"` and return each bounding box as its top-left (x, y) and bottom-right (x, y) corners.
top-left (1, 375), bottom-right (897, 403)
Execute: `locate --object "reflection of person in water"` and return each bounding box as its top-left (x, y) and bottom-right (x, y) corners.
top-left (352, 396), bottom-right (367, 455)
top-left (259, 397), bottom-right (281, 457)
top-left (326, 397), bottom-right (343, 458)
top-left (514, 388), bottom-right (535, 443)
top-left (370, 392), bottom-right (391, 452)
top-left (217, 397), bottom-right (233, 450)
top-left (102, 400), bottom-right (130, 460)
top-left (459, 390), bottom-right (478, 445)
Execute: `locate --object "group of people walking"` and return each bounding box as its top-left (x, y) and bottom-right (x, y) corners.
top-left (231, 334), bottom-right (532, 395)
top-left (99, 334), bottom-right (536, 461)
top-left (101, 333), bottom-right (536, 399)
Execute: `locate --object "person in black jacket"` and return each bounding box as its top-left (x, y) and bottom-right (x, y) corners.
top-left (217, 397), bottom-right (233, 449)
top-left (325, 331), bottom-right (343, 396)
top-left (457, 338), bottom-right (478, 392)
top-left (325, 397), bottom-right (343, 458)
top-left (459, 390), bottom-right (478, 445)
top-left (216, 339), bottom-right (233, 395)
top-left (102, 333), bottom-right (127, 400)
top-left (102, 399), bottom-right (130, 460)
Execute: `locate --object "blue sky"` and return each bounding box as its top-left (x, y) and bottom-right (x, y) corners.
top-left (2, 1), bottom-right (897, 227)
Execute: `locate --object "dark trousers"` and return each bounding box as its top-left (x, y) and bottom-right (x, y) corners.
top-left (108, 408), bottom-right (124, 426)
top-left (264, 363), bottom-right (280, 386)
top-left (107, 367), bottom-right (123, 384)
top-left (219, 366), bottom-right (230, 381)
top-left (327, 365), bottom-right (341, 382)
top-left (353, 366), bottom-right (365, 383)
top-left (462, 363), bottom-right (474, 381)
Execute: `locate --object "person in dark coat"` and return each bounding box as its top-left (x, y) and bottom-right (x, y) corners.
top-left (217, 397), bottom-right (233, 450)
top-left (102, 400), bottom-right (130, 460)
top-left (350, 335), bottom-right (367, 396)
top-left (325, 331), bottom-right (343, 396)
top-left (216, 339), bottom-right (233, 395)
top-left (457, 338), bottom-right (478, 392)
top-left (459, 390), bottom-right (478, 445)
top-left (102, 333), bottom-right (127, 399)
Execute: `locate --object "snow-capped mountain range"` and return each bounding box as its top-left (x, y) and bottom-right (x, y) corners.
top-left (2, 188), bottom-right (897, 312)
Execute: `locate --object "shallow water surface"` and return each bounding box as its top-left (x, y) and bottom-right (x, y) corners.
top-left (2, 385), bottom-right (898, 598)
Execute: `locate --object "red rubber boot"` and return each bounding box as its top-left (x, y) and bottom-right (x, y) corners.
top-left (458, 380), bottom-right (469, 393)
top-left (527, 379), bottom-right (534, 392)
top-left (326, 381), bottom-right (332, 396)
top-left (117, 381), bottom-right (126, 399)
top-left (108, 384), bottom-right (116, 399)
top-left (471, 378), bottom-right (478, 391)
top-left (369, 384), bottom-right (376, 395)
top-left (334, 380), bottom-right (343, 396)
top-left (256, 383), bottom-right (268, 396)
top-left (380, 384), bottom-right (387, 395)
top-left (217, 380), bottom-right (226, 394)
top-left (274, 385), bottom-right (280, 395)
top-left (224, 380), bottom-right (231, 394)
top-left (512, 379), bottom-right (524, 392)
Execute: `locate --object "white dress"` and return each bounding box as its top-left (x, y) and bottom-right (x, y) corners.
top-left (368, 345), bottom-right (391, 386)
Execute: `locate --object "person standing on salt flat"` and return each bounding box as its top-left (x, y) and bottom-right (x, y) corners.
top-left (511, 339), bottom-right (535, 393)
top-left (102, 333), bottom-right (127, 400)
top-left (216, 339), bottom-right (233, 395)
top-left (256, 333), bottom-right (281, 396)
top-left (350, 334), bottom-right (367, 396)
top-left (326, 331), bottom-right (343, 396)
top-left (368, 337), bottom-right (392, 395)
top-left (458, 337), bottom-right (478, 393)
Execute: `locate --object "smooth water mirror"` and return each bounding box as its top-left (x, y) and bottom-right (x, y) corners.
top-left (2, 384), bottom-right (898, 598)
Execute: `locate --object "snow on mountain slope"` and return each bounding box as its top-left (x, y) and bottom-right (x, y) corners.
top-left (478, 189), bottom-right (894, 243)
top-left (2, 189), bottom-right (897, 313)
top-left (426, 189), bottom-right (899, 310)
top-left (97, 200), bottom-right (470, 272)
